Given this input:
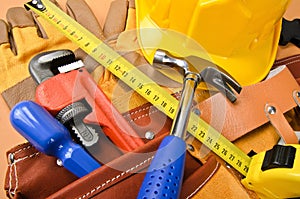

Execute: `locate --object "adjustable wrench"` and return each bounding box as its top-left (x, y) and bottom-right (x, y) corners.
top-left (138, 50), bottom-right (241, 198)
top-left (10, 101), bottom-right (100, 178)
top-left (29, 50), bottom-right (144, 161)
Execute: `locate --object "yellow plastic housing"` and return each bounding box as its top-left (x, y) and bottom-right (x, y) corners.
top-left (241, 144), bottom-right (300, 199)
top-left (135, 0), bottom-right (290, 86)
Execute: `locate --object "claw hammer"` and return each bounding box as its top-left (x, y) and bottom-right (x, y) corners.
top-left (137, 50), bottom-right (241, 198)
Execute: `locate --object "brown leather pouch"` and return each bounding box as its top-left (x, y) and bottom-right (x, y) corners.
top-left (4, 100), bottom-right (220, 199)
top-left (47, 136), bottom-right (219, 199)
top-left (4, 140), bottom-right (221, 199)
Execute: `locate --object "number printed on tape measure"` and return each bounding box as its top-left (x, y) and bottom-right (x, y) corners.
top-left (26, 0), bottom-right (252, 176)
top-left (189, 113), bottom-right (250, 175)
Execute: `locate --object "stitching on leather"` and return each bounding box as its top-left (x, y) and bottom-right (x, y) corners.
top-left (276, 59), bottom-right (300, 67)
top-left (12, 164), bottom-right (17, 197)
top-left (186, 161), bottom-right (220, 199)
top-left (8, 145), bottom-right (40, 197)
top-left (13, 152), bottom-right (40, 164)
top-left (124, 105), bottom-right (151, 117)
top-left (13, 145), bottom-right (33, 155)
top-left (8, 145), bottom-right (33, 196)
top-left (8, 162), bottom-right (17, 198)
top-left (275, 55), bottom-right (300, 65)
top-left (123, 104), bottom-right (160, 123)
top-left (8, 152), bottom-right (40, 197)
top-left (128, 109), bottom-right (159, 123)
top-left (77, 156), bottom-right (154, 199)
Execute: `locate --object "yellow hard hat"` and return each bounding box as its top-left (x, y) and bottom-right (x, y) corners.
top-left (135, 0), bottom-right (290, 86)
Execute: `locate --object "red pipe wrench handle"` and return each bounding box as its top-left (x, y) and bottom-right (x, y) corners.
top-left (80, 69), bottom-right (145, 151)
top-left (84, 96), bottom-right (144, 151)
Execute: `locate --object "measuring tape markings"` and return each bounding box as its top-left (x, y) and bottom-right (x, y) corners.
top-left (26, 0), bottom-right (251, 176)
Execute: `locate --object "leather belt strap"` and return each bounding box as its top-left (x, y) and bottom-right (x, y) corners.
top-left (197, 66), bottom-right (299, 142)
top-left (274, 54), bottom-right (300, 84)
top-left (265, 103), bottom-right (299, 144)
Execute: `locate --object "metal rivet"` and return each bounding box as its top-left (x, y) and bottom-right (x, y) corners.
top-left (187, 144), bottom-right (194, 152)
top-left (225, 162), bottom-right (232, 169)
top-left (37, 4), bottom-right (44, 9)
top-left (193, 108), bottom-right (201, 116)
top-left (56, 159), bottom-right (63, 167)
top-left (145, 131), bottom-right (155, 140)
top-left (267, 106), bottom-right (276, 115)
top-left (32, 0), bottom-right (38, 4)
top-left (8, 191), bottom-right (15, 198)
top-left (8, 153), bottom-right (14, 164)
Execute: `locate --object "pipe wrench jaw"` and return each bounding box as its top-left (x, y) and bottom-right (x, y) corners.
top-left (55, 100), bottom-right (99, 147)
top-left (29, 49), bottom-right (77, 84)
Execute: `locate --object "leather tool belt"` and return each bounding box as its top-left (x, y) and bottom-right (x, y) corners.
top-left (4, 55), bottom-right (300, 199)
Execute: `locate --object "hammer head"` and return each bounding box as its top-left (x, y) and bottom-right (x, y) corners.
top-left (200, 67), bottom-right (242, 103)
top-left (153, 50), bottom-right (242, 102)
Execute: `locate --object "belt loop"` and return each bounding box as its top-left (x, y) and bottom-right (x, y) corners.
top-left (265, 102), bottom-right (299, 144)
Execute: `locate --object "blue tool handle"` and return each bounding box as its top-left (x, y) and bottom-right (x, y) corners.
top-left (10, 101), bottom-right (100, 177)
top-left (137, 135), bottom-right (186, 199)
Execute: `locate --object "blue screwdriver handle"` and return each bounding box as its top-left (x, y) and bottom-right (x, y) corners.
top-left (137, 135), bottom-right (186, 199)
top-left (10, 100), bottom-right (101, 177)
